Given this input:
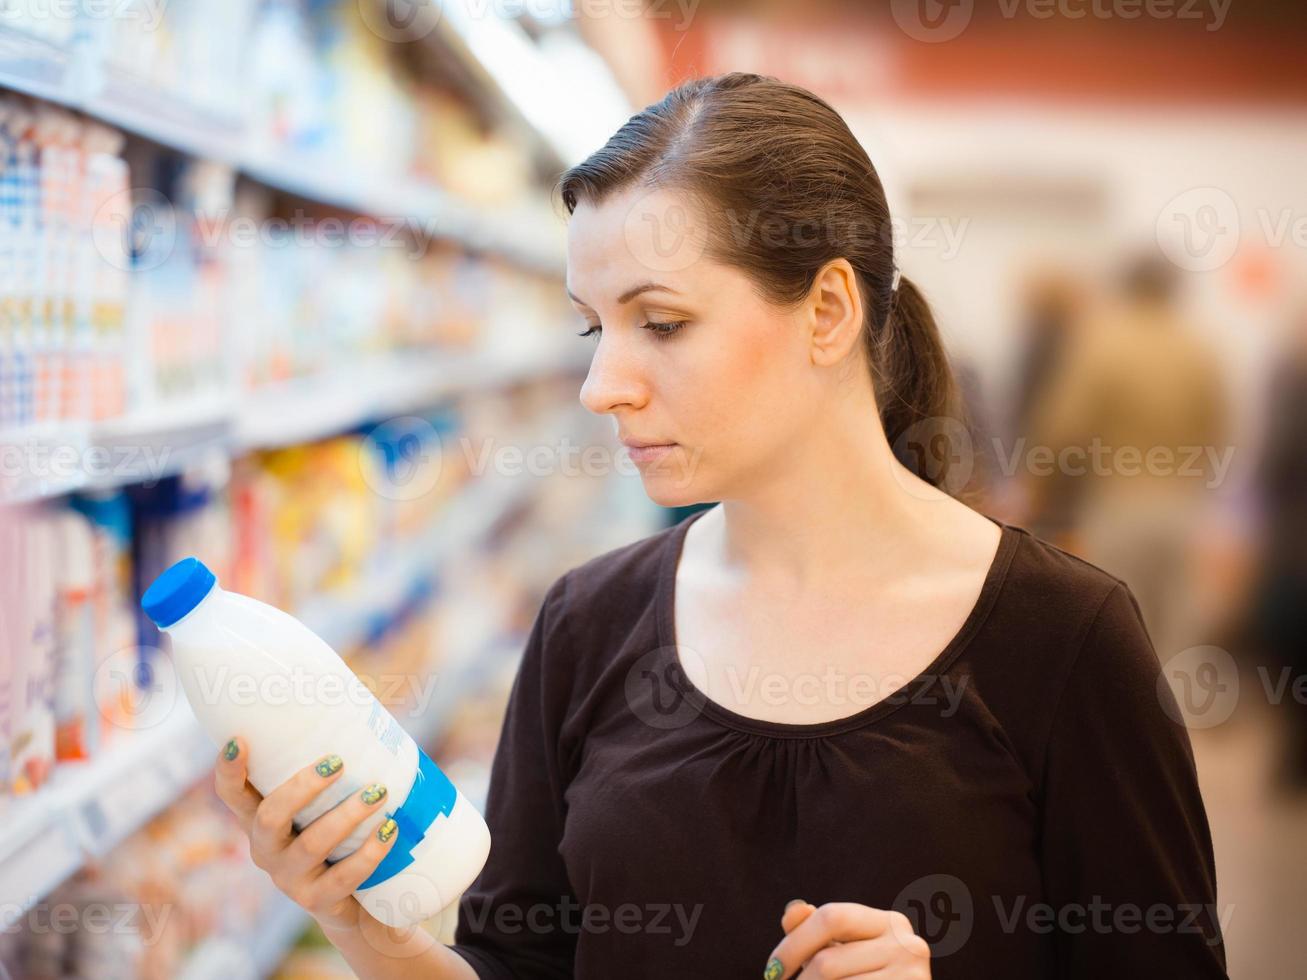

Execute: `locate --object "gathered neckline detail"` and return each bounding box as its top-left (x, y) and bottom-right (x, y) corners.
top-left (653, 506), bottom-right (1023, 739)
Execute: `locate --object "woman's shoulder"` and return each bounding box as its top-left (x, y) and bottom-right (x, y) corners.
top-left (971, 520), bottom-right (1175, 784)
top-left (978, 518), bottom-right (1166, 710)
top-left (554, 512), bottom-right (687, 609)
top-left (992, 519), bottom-right (1137, 637)
top-left (537, 511), bottom-right (690, 648)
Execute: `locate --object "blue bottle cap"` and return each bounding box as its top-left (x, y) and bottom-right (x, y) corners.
top-left (141, 557), bottom-right (217, 628)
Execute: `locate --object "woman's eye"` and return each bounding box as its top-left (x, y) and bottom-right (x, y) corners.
top-left (644, 320), bottom-right (687, 339)
top-left (575, 321), bottom-right (687, 340)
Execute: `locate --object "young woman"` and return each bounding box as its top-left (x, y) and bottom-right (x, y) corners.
top-left (215, 73), bottom-right (1228, 979)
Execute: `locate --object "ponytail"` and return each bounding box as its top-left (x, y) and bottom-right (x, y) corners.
top-left (871, 274), bottom-right (964, 491)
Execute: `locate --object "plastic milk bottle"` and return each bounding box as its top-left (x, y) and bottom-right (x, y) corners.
top-left (141, 557), bottom-right (490, 927)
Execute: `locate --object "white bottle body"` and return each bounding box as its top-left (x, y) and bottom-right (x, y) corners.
top-left (161, 584), bottom-right (490, 926)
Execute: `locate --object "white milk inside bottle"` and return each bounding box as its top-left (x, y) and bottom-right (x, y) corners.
top-left (141, 556), bottom-right (491, 927)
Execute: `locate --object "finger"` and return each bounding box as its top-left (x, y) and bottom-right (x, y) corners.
top-left (765, 904), bottom-right (905, 980)
top-left (794, 938), bottom-right (895, 978)
top-left (286, 780), bottom-right (393, 876)
top-left (782, 900), bottom-right (816, 934)
top-left (213, 736), bottom-right (261, 833)
top-left (316, 812), bottom-right (401, 896)
top-left (251, 753), bottom-right (346, 854)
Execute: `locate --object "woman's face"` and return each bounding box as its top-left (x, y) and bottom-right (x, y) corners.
top-left (566, 184), bottom-right (839, 508)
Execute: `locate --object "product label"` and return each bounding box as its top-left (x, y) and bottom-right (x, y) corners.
top-left (366, 701), bottom-right (406, 757)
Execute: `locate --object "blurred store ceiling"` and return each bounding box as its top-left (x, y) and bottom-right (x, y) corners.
top-left (565, 0), bottom-right (1307, 109)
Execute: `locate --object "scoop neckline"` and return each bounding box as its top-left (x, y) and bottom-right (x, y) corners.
top-left (654, 505), bottom-right (1023, 739)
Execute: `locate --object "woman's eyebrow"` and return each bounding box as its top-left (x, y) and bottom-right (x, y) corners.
top-left (566, 281), bottom-right (680, 307)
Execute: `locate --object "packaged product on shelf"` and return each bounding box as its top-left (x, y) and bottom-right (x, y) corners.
top-left (246, 0), bottom-right (415, 179)
top-left (0, 779), bottom-right (282, 980)
top-left (246, 0), bottom-right (332, 160)
top-left (52, 505), bottom-right (97, 761)
top-left (230, 418), bottom-right (470, 615)
top-left (67, 488), bottom-right (143, 743)
top-left (9, 506), bottom-right (57, 793)
top-left (0, 513), bottom-right (17, 799)
top-left (315, 0), bottom-right (416, 178)
top-left (121, 150), bottom-right (235, 412)
top-left (345, 580), bottom-right (443, 729)
top-left (128, 459), bottom-right (232, 658)
top-left (100, 0), bottom-right (261, 122)
top-left (81, 122), bottom-right (131, 422)
top-left (0, 95), bottom-right (131, 430)
top-left (31, 103), bottom-right (74, 426)
top-left (1, 98), bottom-right (38, 429)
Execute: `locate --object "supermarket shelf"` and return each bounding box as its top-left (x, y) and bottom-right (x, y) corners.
top-left (177, 886), bottom-right (310, 980)
top-left (85, 65), bottom-right (246, 164)
top-left (235, 345), bottom-right (587, 453)
top-left (0, 22), bottom-right (73, 104)
top-left (407, 634), bottom-right (524, 751)
top-left (1, 345), bottom-right (588, 505)
top-left (239, 156), bottom-right (565, 275)
top-left (0, 21), bottom-right (568, 274)
top-left (0, 397), bottom-right (232, 505)
top-left (0, 700), bottom-right (214, 930)
top-left (249, 889), bottom-right (315, 977)
top-left (301, 467), bottom-right (539, 654)
top-left (0, 465), bottom-right (539, 930)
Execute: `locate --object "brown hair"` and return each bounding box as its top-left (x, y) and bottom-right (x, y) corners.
top-left (556, 71), bottom-right (963, 492)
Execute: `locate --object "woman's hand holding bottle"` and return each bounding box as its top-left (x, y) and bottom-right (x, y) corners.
top-left (212, 735), bottom-right (399, 933)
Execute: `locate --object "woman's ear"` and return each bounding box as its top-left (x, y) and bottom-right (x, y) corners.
top-left (807, 258), bottom-right (864, 367)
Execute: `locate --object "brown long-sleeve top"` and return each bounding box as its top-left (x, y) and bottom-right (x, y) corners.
top-left (448, 509), bottom-right (1228, 979)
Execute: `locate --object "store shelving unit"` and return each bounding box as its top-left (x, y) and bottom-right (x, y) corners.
top-left (0, 451), bottom-right (551, 933)
top-left (0, 12), bottom-right (569, 276)
top-left (235, 344), bottom-right (586, 453)
top-left (0, 345), bottom-right (590, 506)
top-left (0, 21), bottom-right (74, 104)
top-left (0, 6), bottom-right (630, 977)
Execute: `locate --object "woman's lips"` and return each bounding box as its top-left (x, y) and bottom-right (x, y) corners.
top-left (627, 443), bottom-right (676, 465)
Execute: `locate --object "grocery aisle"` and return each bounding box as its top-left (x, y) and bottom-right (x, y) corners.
top-left (0, 3), bottom-right (644, 977)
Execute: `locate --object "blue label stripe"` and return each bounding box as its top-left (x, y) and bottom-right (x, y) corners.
top-left (358, 747), bottom-right (458, 890)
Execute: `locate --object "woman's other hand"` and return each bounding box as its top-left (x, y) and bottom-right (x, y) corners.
top-left (763, 900), bottom-right (932, 979)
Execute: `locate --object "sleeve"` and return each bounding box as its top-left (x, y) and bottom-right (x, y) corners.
top-left (446, 573), bottom-right (578, 980)
top-left (1037, 581), bottom-right (1229, 978)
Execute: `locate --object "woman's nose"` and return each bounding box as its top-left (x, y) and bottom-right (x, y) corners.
top-left (579, 334), bottom-right (647, 416)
